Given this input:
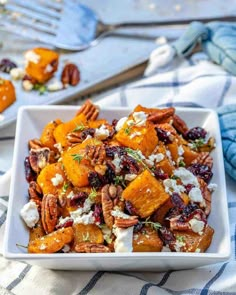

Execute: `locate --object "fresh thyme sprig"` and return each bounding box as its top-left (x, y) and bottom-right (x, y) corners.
top-left (125, 148), bottom-right (151, 172)
top-left (114, 175), bottom-right (126, 188)
top-left (189, 138), bottom-right (205, 151)
top-left (72, 122), bottom-right (86, 132)
top-left (124, 127), bottom-right (131, 135)
top-left (71, 153), bottom-right (83, 164)
top-left (62, 182), bottom-right (69, 193)
top-left (141, 220), bottom-right (162, 231)
top-left (89, 188), bottom-right (97, 200)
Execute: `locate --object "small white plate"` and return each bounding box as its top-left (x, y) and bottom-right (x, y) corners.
top-left (3, 105), bottom-right (230, 271)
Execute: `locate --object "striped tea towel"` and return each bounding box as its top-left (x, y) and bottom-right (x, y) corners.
top-left (0, 52), bottom-right (236, 295)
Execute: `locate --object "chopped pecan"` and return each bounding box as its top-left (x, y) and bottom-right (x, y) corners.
top-left (66, 132), bottom-right (83, 145)
top-left (191, 152), bottom-right (213, 169)
top-left (28, 181), bottom-right (43, 201)
top-left (114, 216), bottom-right (139, 228)
top-left (148, 107), bottom-right (175, 123)
top-left (61, 63), bottom-right (80, 86)
top-left (75, 242), bottom-right (111, 253)
top-left (101, 184), bottom-right (114, 229)
top-left (28, 138), bottom-right (43, 150)
top-left (76, 100), bottom-right (99, 121)
top-left (41, 194), bottom-right (58, 234)
top-left (85, 145), bottom-right (106, 166)
top-left (198, 178), bottom-right (211, 216)
top-left (172, 114), bottom-right (189, 135)
top-left (169, 216), bottom-right (191, 231)
top-left (29, 147), bottom-right (50, 173)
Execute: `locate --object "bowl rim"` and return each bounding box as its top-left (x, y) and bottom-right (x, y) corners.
top-left (3, 105), bottom-right (231, 261)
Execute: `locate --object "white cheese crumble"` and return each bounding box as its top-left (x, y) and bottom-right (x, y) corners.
top-left (72, 210), bottom-right (95, 225)
top-left (127, 119), bottom-right (134, 126)
top-left (188, 187), bottom-right (203, 203)
top-left (178, 145), bottom-right (185, 156)
top-left (130, 131), bottom-right (141, 139)
top-left (146, 153), bottom-right (164, 166)
top-left (51, 173), bottom-right (64, 186)
top-left (163, 179), bottom-right (185, 195)
top-left (114, 226), bottom-right (134, 252)
top-left (10, 67), bottom-right (25, 80)
top-left (20, 201), bottom-right (39, 228)
top-left (58, 216), bottom-right (72, 226)
top-left (100, 225), bottom-right (112, 244)
top-left (115, 117), bottom-right (128, 132)
top-left (174, 167), bottom-right (199, 187)
top-left (66, 191), bottom-right (74, 199)
top-left (207, 183), bottom-right (218, 192)
top-left (124, 174), bottom-right (137, 181)
top-left (174, 240), bottom-right (186, 252)
top-left (70, 197), bottom-right (94, 223)
top-left (111, 208), bottom-right (131, 219)
top-left (95, 124), bottom-right (110, 140)
top-left (111, 153), bottom-right (121, 173)
top-left (22, 80), bottom-right (33, 91)
top-left (45, 64), bottom-right (53, 73)
top-left (189, 219), bottom-right (205, 233)
top-left (25, 50), bottom-right (41, 64)
top-left (48, 79), bottom-right (63, 92)
top-left (132, 111), bottom-right (147, 127)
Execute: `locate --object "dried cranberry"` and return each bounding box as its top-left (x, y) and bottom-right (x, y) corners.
top-left (70, 192), bottom-right (88, 207)
top-left (171, 193), bottom-right (185, 210)
top-left (153, 167), bottom-right (168, 180)
top-left (92, 204), bottom-right (103, 224)
top-left (0, 58), bottom-right (17, 73)
top-left (103, 162), bottom-right (116, 184)
top-left (125, 200), bottom-right (138, 216)
top-left (165, 207), bottom-right (180, 221)
top-left (188, 163), bottom-right (213, 183)
top-left (105, 146), bottom-right (126, 158)
top-left (56, 218), bottom-right (74, 229)
top-left (185, 183), bottom-right (194, 194)
top-left (155, 128), bottom-right (172, 144)
top-left (24, 156), bottom-right (37, 182)
top-left (182, 203), bottom-right (199, 218)
top-left (88, 171), bottom-right (104, 189)
top-left (120, 155), bottom-right (139, 174)
top-left (184, 127), bottom-right (207, 140)
top-left (80, 128), bottom-right (95, 140)
top-left (134, 222), bottom-right (143, 233)
top-left (112, 119), bottom-right (118, 127)
top-left (158, 226), bottom-right (176, 246)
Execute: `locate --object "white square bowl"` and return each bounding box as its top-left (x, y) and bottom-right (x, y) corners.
top-left (3, 105), bottom-right (231, 271)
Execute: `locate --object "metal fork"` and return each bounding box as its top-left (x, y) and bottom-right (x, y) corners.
top-left (0, 0), bottom-right (235, 51)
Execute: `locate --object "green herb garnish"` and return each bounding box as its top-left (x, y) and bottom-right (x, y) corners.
top-left (89, 188), bottom-right (97, 200)
top-left (71, 153), bottom-right (83, 164)
top-left (178, 160), bottom-right (186, 167)
top-left (125, 148), bottom-right (151, 172)
top-left (33, 83), bottom-right (47, 95)
top-left (124, 127), bottom-right (131, 135)
top-left (190, 138), bottom-right (205, 150)
top-left (114, 175), bottom-right (126, 187)
top-left (176, 235), bottom-right (185, 243)
top-left (72, 122), bottom-right (86, 132)
top-left (62, 182), bottom-right (69, 193)
top-left (141, 220), bottom-right (162, 231)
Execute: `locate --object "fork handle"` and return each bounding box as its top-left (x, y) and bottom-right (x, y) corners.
top-left (105, 15), bottom-right (236, 30)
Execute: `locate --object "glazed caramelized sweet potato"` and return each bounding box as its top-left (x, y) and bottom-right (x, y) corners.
top-left (40, 119), bottom-right (62, 152)
top-left (133, 226), bottom-right (163, 252)
top-left (37, 162), bottom-right (66, 195)
top-left (28, 227), bottom-right (74, 253)
top-left (155, 142), bottom-right (175, 176)
top-left (73, 224), bottom-right (104, 246)
top-left (0, 78), bottom-right (16, 112)
top-left (29, 220), bottom-right (45, 242)
top-left (53, 113), bottom-right (88, 149)
top-left (122, 170), bottom-right (170, 218)
top-left (25, 47), bottom-right (59, 83)
top-left (173, 225), bottom-right (214, 252)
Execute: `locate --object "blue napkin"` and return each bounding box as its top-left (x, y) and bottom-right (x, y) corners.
top-left (218, 104), bottom-right (236, 181)
top-left (173, 21), bottom-right (236, 75)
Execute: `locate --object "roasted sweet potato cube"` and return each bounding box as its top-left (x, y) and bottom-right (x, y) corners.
top-left (73, 224), bottom-right (104, 246)
top-left (182, 145), bottom-right (199, 166)
top-left (62, 138), bottom-right (101, 187)
top-left (37, 162), bottom-right (66, 195)
top-left (122, 170), bottom-right (170, 218)
top-left (29, 220), bottom-right (45, 242)
top-left (28, 227), bottom-right (74, 253)
top-left (53, 113), bottom-right (88, 149)
top-left (40, 119), bottom-right (62, 152)
top-left (116, 120), bottom-right (158, 157)
top-left (133, 226), bottom-right (163, 252)
top-left (25, 47), bottom-right (59, 83)
top-left (88, 119), bottom-right (108, 129)
top-left (0, 78), bottom-right (16, 112)
top-left (154, 142), bottom-right (175, 176)
top-left (174, 225), bottom-right (214, 252)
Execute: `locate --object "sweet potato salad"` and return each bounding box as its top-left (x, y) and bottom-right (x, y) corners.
top-left (21, 101), bottom-right (217, 254)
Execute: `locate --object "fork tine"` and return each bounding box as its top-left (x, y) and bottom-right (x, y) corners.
top-left (32, 0), bottom-right (63, 12)
top-left (8, 0), bottom-right (61, 20)
top-left (5, 4), bottom-right (59, 27)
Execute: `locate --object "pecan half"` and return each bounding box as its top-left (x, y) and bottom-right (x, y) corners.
top-left (41, 194), bottom-right (58, 234)
top-left (85, 144), bottom-right (106, 166)
top-left (61, 63), bottom-right (80, 86)
top-left (114, 216), bottom-right (139, 228)
top-left (28, 138), bottom-right (42, 150)
top-left (76, 100), bottom-right (99, 121)
top-left (75, 242), bottom-right (111, 253)
top-left (148, 107), bottom-right (175, 123)
top-left (29, 147), bottom-right (50, 173)
top-left (198, 178), bottom-right (211, 216)
top-left (172, 114), bottom-right (189, 135)
top-left (28, 181), bottom-right (43, 201)
top-left (191, 152), bottom-right (213, 169)
top-left (101, 184), bottom-right (114, 229)
top-left (66, 132), bottom-right (83, 145)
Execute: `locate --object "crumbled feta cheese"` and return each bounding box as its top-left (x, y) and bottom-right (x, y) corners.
top-left (73, 210), bottom-right (95, 225)
top-left (115, 117), bottom-right (128, 132)
top-left (124, 174), bottom-right (137, 181)
top-left (146, 153), bottom-right (164, 166)
top-left (47, 79), bottom-right (63, 92)
top-left (111, 153), bottom-right (121, 173)
top-left (66, 191), bottom-right (74, 199)
top-left (45, 64), bottom-right (53, 73)
top-left (207, 183), bottom-right (217, 192)
top-left (174, 167), bottom-right (199, 187)
top-left (137, 150), bottom-right (146, 160)
top-left (163, 179), bottom-right (185, 195)
top-left (114, 226), bottom-right (134, 252)
top-left (51, 173), bottom-right (64, 186)
top-left (58, 216), bottom-right (72, 225)
top-left (10, 67), bottom-right (25, 80)
top-left (130, 131), bottom-right (141, 139)
top-left (100, 225), bottom-right (112, 244)
top-left (25, 50), bottom-right (41, 64)
top-left (174, 240), bottom-right (186, 252)
top-left (178, 145), bottom-right (184, 156)
top-left (189, 219), bottom-right (205, 233)
top-left (95, 124), bottom-right (110, 140)
top-left (111, 208), bottom-right (131, 219)
top-left (22, 80), bottom-right (33, 91)
top-left (61, 244), bottom-right (70, 253)
top-left (20, 201), bottom-right (39, 228)
top-left (188, 187), bottom-right (203, 203)
top-left (132, 111), bottom-right (147, 127)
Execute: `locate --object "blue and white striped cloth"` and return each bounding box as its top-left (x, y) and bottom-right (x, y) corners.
top-left (0, 52), bottom-right (236, 294)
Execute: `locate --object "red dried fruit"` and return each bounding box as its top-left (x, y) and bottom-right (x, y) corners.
top-left (24, 156), bottom-right (37, 182)
top-left (184, 127), bottom-right (207, 140)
